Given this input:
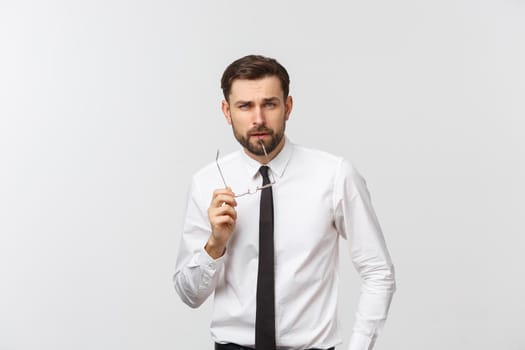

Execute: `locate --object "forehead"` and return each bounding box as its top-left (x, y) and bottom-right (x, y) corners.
top-left (229, 76), bottom-right (284, 102)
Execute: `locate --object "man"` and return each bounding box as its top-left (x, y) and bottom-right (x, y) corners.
top-left (174, 55), bottom-right (395, 350)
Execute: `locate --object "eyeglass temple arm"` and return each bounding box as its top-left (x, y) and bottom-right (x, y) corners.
top-left (259, 140), bottom-right (269, 161)
top-left (215, 149), bottom-right (229, 188)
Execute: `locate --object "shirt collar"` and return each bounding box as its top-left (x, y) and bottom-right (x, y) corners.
top-left (240, 136), bottom-right (294, 180)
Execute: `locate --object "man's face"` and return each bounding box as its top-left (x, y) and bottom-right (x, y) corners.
top-left (221, 76), bottom-right (293, 160)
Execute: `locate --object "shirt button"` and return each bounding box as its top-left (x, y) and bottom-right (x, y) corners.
top-left (209, 262), bottom-right (216, 269)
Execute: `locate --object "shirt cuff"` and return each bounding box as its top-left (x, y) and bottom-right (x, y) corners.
top-left (196, 247), bottom-right (225, 272)
top-left (348, 332), bottom-right (373, 350)
top-left (184, 248), bottom-right (226, 291)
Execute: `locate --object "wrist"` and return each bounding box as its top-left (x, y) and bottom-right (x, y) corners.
top-left (205, 237), bottom-right (226, 259)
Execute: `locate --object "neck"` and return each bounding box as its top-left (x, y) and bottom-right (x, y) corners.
top-left (244, 137), bottom-right (286, 164)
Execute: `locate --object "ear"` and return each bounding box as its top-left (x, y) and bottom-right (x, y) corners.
top-left (221, 100), bottom-right (232, 125)
top-left (284, 96), bottom-right (293, 121)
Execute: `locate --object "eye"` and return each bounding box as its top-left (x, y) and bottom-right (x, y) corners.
top-left (264, 102), bottom-right (276, 108)
top-left (238, 103), bottom-right (250, 110)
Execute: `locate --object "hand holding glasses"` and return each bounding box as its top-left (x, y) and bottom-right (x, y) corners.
top-left (215, 140), bottom-right (276, 198)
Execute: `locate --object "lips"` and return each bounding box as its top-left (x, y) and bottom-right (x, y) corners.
top-left (249, 129), bottom-right (272, 138)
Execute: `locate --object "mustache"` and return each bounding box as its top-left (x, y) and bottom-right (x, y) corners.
top-left (248, 126), bottom-right (273, 136)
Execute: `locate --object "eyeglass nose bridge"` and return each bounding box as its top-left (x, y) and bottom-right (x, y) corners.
top-left (233, 176), bottom-right (276, 197)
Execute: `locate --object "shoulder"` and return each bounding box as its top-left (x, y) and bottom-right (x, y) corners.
top-left (290, 142), bottom-right (354, 173)
top-left (290, 142), bottom-right (364, 183)
top-left (291, 143), bottom-right (343, 165)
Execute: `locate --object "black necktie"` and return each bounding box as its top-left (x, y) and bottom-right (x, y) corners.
top-left (256, 166), bottom-right (276, 350)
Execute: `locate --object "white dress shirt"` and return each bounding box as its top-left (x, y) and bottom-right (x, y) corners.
top-left (174, 138), bottom-right (395, 350)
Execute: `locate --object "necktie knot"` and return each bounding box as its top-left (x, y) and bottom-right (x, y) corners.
top-left (259, 166), bottom-right (271, 184)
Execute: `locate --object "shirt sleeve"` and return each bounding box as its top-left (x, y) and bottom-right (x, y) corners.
top-left (173, 176), bottom-right (225, 308)
top-left (333, 160), bottom-right (396, 350)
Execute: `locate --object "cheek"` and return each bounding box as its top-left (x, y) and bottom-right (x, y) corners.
top-left (271, 112), bottom-right (287, 127)
top-left (231, 116), bottom-right (248, 132)
top-left (232, 114), bottom-right (251, 127)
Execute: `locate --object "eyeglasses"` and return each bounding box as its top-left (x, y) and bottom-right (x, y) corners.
top-left (215, 141), bottom-right (276, 198)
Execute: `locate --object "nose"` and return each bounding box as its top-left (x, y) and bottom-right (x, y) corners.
top-left (253, 106), bottom-right (265, 126)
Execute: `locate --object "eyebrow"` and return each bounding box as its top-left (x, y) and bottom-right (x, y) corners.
top-left (262, 97), bottom-right (280, 103)
top-left (233, 97), bottom-right (280, 106)
top-left (234, 100), bottom-right (252, 107)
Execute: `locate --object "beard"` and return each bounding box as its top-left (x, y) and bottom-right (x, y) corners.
top-left (232, 122), bottom-right (285, 156)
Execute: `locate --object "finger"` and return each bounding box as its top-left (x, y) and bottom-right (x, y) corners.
top-left (214, 194), bottom-right (237, 208)
top-left (213, 189), bottom-right (234, 199)
top-left (210, 214), bottom-right (236, 231)
top-left (210, 213), bottom-right (237, 229)
top-left (212, 215), bottom-right (236, 226)
top-left (213, 188), bottom-right (235, 198)
top-left (212, 205), bottom-right (237, 220)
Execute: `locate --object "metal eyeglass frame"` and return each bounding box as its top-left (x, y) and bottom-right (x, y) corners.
top-left (215, 140), bottom-right (276, 198)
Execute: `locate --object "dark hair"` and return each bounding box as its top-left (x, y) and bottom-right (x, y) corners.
top-left (221, 55), bottom-right (290, 101)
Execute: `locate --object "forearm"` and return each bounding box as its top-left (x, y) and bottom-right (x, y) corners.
top-left (334, 160), bottom-right (396, 349)
top-left (348, 278), bottom-right (395, 350)
top-left (173, 247), bottom-right (224, 308)
top-left (174, 179), bottom-right (232, 308)
top-left (347, 242), bottom-right (396, 350)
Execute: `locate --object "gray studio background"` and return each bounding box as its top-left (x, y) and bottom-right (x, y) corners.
top-left (1, 1), bottom-right (523, 349)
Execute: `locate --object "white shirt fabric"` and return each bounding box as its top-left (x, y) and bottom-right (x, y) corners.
top-left (173, 138), bottom-right (396, 350)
